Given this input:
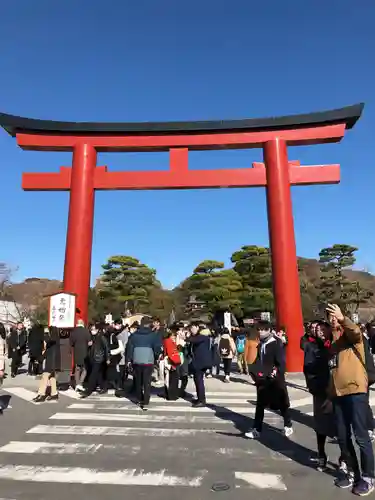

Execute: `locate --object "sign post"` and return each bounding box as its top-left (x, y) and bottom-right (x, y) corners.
top-left (48, 292), bottom-right (76, 387)
top-left (260, 312), bottom-right (271, 322)
top-left (49, 292), bottom-right (76, 328)
top-left (223, 312), bottom-right (232, 335)
top-left (351, 313), bottom-right (359, 324)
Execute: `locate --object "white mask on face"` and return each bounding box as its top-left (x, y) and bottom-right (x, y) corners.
top-left (91, 329), bottom-right (98, 335)
top-left (259, 330), bottom-right (271, 340)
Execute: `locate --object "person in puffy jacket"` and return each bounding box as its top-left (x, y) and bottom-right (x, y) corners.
top-left (127, 316), bottom-right (162, 410)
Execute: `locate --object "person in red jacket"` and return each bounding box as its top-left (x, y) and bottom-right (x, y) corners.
top-left (163, 327), bottom-right (182, 401)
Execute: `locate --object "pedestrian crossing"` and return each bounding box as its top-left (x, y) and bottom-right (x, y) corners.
top-left (0, 380), bottom-right (355, 496)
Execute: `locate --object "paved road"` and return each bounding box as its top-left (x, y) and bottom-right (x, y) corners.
top-left (0, 371), bottom-right (367, 500)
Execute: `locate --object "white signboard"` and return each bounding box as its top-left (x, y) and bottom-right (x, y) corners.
top-left (260, 311), bottom-right (271, 322)
top-left (23, 317), bottom-right (32, 330)
top-left (244, 318), bottom-right (255, 325)
top-left (105, 314), bottom-right (113, 325)
top-left (49, 293), bottom-right (76, 328)
top-left (224, 312), bottom-right (232, 334)
top-left (351, 313), bottom-right (359, 324)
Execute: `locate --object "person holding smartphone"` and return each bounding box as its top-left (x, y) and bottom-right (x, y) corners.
top-left (327, 303), bottom-right (375, 495)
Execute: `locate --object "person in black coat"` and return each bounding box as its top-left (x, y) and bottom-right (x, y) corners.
top-left (301, 320), bottom-right (335, 470)
top-left (188, 322), bottom-right (212, 407)
top-left (80, 324), bottom-right (110, 398)
top-left (8, 322), bottom-right (27, 378)
top-left (33, 326), bottom-right (61, 403)
top-left (70, 320), bottom-right (91, 392)
top-left (246, 320), bottom-right (292, 439)
top-left (28, 324), bottom-right (44, 376)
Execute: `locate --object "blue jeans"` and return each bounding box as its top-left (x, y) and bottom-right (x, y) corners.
top-left (333, 393), bottom-right (375, 480)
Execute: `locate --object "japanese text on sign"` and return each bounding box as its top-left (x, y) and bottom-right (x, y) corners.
top-left (49, 293), bottom-right (76, 328)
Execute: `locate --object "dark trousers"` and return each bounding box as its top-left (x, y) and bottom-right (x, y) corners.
top-left (193, 368), bottom-right (206, 403)
top-left (366, 390), bottom-right (374, 431)
top-left (87, 362), bottom-right (105, 394)
top-left (222, 358), bottom-right (232, 376)
top-left (106, 364), bottom-right (119, 389)
top-left (11, 351), bottom-right (22, 375)
top-left (165, 369), bottom-right (179, 401)
top-left (254, 403), bottom-right (292, 432)
top-left (119, 365), bottom-right (128, 389)
top-left (133, 364), bottom-right (153, 405)
top-left (333, 393), bottom-right (375, 480)
top-left (28, 357), bottom-right (42, 376)
top-left (180, 375), bottom-right (188, 394)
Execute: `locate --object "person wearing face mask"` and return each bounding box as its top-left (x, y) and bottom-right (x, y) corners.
top-left (80, 324), bottom-right (110, 398)
top-left (302, 320), bottom-right (335, 471)
top-left (246, 320), bottom-right (293, 439)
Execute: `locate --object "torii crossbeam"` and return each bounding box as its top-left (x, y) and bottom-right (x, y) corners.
top-left (0, 103), bottom-right (364, 371)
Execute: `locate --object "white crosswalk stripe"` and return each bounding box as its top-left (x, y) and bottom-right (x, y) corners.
top-left (0, 441), bottom-right (293, 460)
top-left (0, 379), bottom-right (351, 493)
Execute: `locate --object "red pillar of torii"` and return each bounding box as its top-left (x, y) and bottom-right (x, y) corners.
top-left (0, 103), bottom-right (363, 372)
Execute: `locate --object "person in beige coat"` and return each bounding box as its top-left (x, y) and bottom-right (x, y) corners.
top-left (326, 303), bottom-right (374, 494)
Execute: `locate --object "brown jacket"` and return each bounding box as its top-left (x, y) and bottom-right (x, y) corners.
top-left (244, 338), bottom-right (259, 365)
top-left (329, 317), bottom-right (367, 397)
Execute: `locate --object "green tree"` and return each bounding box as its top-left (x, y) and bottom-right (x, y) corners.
top-left (183, 260), bottom-right (243, 317)
top-left (342, 280), bottom-right (374, 314)
top-left (231, 245), bottom-right (274, 316)
top-left (98, 256), bottom-right (158, 315)
top-left (147, 287), bottom-right (175, 322)
top-left (318, 244), bottom-right (372, 313)
top-left (298, 258), bottom-right (320, 319)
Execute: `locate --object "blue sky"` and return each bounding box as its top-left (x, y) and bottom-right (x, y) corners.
top-left (1, 0), bottom-right (374, 289)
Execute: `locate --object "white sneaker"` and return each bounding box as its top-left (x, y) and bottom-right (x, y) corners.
top-left (284, 426), bottom-right (294, 438)
top-left (224, 375), bottom-right (230, 383)
top-left (245, 429), bottom-right (260, 439)
top-left (75, 385), bottom-right (84, 392)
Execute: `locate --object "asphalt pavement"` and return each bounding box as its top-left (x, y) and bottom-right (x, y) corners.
top-left (0, 367), bottom-right (368, 500)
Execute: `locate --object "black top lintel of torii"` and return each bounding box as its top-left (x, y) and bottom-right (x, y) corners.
top-left (0, 103), bottom-right (364, 137)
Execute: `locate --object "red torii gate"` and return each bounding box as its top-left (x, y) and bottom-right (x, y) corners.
top-left (0, 103), bottom-right (363, 371)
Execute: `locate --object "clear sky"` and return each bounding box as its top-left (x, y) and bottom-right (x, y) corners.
top-left (1, 0), bottom-right (374, 289)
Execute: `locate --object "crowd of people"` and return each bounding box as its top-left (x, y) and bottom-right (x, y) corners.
top-left (0, 305), bottom-right (375, 495)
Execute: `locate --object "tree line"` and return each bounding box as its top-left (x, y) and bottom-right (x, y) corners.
top-left (1, 244), bottom-right (373, 325)
top-left (91, 243), bottom-right (374, 322)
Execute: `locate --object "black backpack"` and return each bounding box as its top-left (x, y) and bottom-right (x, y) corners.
top-left (219, 337), bottom-right (231, 357)
top-left (352, 338), bottom-right (375, 387)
